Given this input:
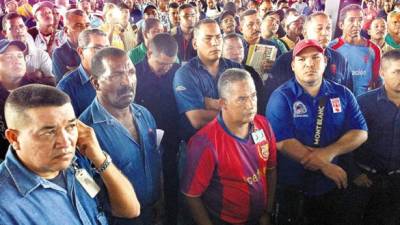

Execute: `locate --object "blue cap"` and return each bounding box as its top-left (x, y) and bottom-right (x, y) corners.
top-left (0, 39), bottom-right (26, 54)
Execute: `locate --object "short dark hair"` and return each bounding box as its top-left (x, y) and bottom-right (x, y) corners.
top-left (381, 49), bottom-right (400, 71)
top-left (78, 28), bottom-right (107, 48)
top-left (65, 8), bottom-right (87, 21)
top-left (194, 18), bottom-right (219, 38)
top-left (2, 12), bottom-right (24, 32)
top-left (5, 84), bottom-right (71, 128)
top-left (169, 2), bottom-right (179, 9)
top-left (239, 9), bottom-right (258, 24)
top-left (178, 3), bottom-right (194, 13)
top-left (136, 18), bottom-right (162, 44)
top-left (339, 4), bottom-right (363, 24)
top-left (148, 33), bottom-right (178, 57)
top-left (218, 68), bottom-right (253, 99)
top-left (91, 47), bottom-right (127, 79)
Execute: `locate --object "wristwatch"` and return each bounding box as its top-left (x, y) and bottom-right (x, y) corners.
top-left (95, 151), bottom-right (112, 174)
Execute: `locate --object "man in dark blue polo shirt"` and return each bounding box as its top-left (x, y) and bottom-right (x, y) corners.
top-left (173, 18), bottom-right (242, 141)
top-left (135, 33), bottom-right (180, 225)
top-left (266, 39), bottom-right (368, 225)
top-left (57, 29), bottom-right (109, 116)
top-left (347, 50), bottom-right (400, 225)
top-left (267, 12), bottom-right (353, 102)
top-left (52, 9), bottom-right (90, 81)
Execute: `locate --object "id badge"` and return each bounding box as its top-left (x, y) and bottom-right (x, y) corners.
top-left (75, 169), bottom-right (100, 198)
top-left (251, 129), bottom-right (266, 144)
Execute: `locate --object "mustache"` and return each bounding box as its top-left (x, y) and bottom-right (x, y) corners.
top-left (117, 86), bottom-right (135, 96)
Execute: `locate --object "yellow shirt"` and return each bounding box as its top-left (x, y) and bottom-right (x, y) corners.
top-left (280, 36), bottom-right (297, 50)
top-left (17, 3), bottom-right (33, 18)
top-left (100, 23), bottom-right (125, 50)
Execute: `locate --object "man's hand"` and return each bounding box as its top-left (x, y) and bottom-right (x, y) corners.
top-left (261, 60), bottom-right (274, 74)
top-left (320, 163), bottom-right (348, 189)
top-left (204, 97), bottom-right (220, 111)
top-left (353, 173), bottom-right (373, 188)
top-left (76, 120), bottom-right (105, 167)
top-left (301, 147), bottom-right (335, 171)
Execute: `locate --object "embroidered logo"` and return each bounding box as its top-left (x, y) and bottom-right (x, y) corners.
top-left (293, 101), bottom-right (308, 117)
top-left (258, 144), bottom-right (269, 161)
top-left (175, 85), bottom-right (186, 91)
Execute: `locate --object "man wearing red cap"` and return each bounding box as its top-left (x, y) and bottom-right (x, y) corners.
top-left (266, 39), bottom-right (368, 225)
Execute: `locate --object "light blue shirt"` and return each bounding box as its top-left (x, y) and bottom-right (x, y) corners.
top-left (0, 148), bottom-right (108, 225)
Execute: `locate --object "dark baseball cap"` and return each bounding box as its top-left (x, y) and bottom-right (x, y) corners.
top-left (293, 39), bottom-right (324, 57)
top-left (0, 39), bottom-right (26, 54)
top-left (219, 10), bottom-right (235, 23)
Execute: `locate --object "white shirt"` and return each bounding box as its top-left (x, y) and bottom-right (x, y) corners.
top-left (292, 2), bottom-right (308, 14)
top-left (25, 34), bottom-right (54, 77)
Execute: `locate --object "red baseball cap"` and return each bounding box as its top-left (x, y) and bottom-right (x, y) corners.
top-left (293, 39), bottom-right (324, 57)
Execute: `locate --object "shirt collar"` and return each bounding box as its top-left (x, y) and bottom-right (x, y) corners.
top-left (4, 147), bottom-right (71, 196)
top-left (192, 56), bottom-right (228, 73)
top-left (90, 98), bottom-right (143, 124)
top-left (385, 34), bottom-right (400, 48)
top-left (77, 64), bottom-right (90, 85)
top-left (376, 86), bottom-right (389, 102)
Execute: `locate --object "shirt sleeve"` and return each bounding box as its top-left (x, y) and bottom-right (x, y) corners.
top-left (173, 66), bottom-right (205, 114)
top-left (39, 49), bottom-right (54, 77)
top-left (52, 49), bottom-right (67, 82)
top-left (180, 133), bottom-right (216, 197)
top-left (265, 120), bottom-right (277, 168)
top-left (265, 90), bottom-right (296, 142)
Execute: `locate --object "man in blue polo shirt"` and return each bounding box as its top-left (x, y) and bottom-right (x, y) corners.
top-left (57, 29), bottom-right (109, 116)
top-left (173, 18), bottom-right (242, 141)
top-left (345, 50), bottom-right (400, 225)
top-left (80, 47), bottom-right (162, 225)
top-left (266, 39), bottom-right (368, 225)
top-left (135, 33), bottom-right (180, 225)
top-left (52, 9), bottom-right (90, 81)
top-left (267, 12), bottom-right (353, 102)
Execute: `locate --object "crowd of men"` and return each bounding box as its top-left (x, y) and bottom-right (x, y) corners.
top-left (0, 0), bottom-right (399, 224)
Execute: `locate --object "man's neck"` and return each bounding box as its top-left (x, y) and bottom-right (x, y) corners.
top-left (245, 36), bottom-right (260, 45)
top-left (298, 79), bottom-right (322, 97)
top-left (200, 57), bottom-right (220, 77)
top-left (38, 25), bottom-right (53, 36)
top-left (343, 34), bottom-right (365, 45)
top-left (2, 79), bottom-right (21, 91)
top-left (371, 37), bottom-right (385, 47)
top-left (389, 32), bottom-right (400, 44)
top-left (222, 112), bottom-right (250, 139)
top-left (287, 33), bottom-right (299, 43)
top-left (385, 85), bottom-right (400, 107)
top-left (98, 96), bottom-right (131, 120)
top-left (181, 27), bottom-right (193, 38)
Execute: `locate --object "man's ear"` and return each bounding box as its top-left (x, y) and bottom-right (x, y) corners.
top-left (90, 77), bottom-right (100, 91)
top-left (338, 21), bottom-right (344, 30)
top-left (5, 129), bottom-right (20, 150)
top-left (192, 38), bottom-right (197, 50)
top-left (147, 49), bottom-right (152, 58)
top-left (219, 97), bottom-right (227, 110)
top-left (77, 46), bottom-right (84, 57)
